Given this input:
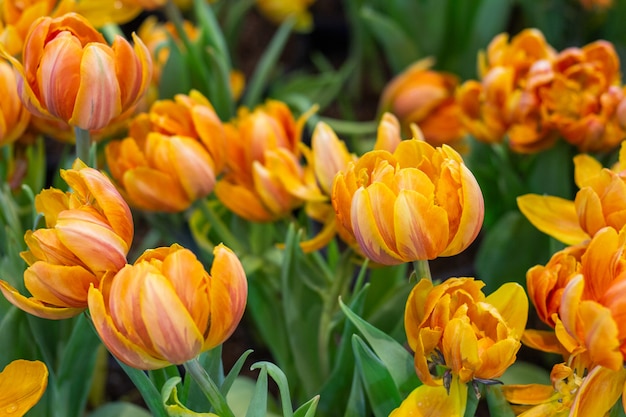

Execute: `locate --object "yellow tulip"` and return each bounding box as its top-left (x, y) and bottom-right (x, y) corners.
top-left (390, 376), bottom-right (467, 417)
top-left (0, 60), bottom-right (30, 146)
top-left (332, 139), bottom-right (483, 264)
top-left (1, 12), bottom-right (152, 131)
top-left (88, 243), bottom-right (247, 370)
top-left (0, 360), bottom-right (48, 417)
top-left (380, 58), bottom-right (465, 147)
top-left (105, 90), bottom-right (226, 212)
top-left (255, 0), bottom-right (316, 33)
top-left (0, 159), bottom-right (134, 319)
top-left (405, 278), bottom-right (527, 386)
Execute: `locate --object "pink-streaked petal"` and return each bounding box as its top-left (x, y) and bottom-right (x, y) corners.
top-left (0, 280), bottom-right (84, 319)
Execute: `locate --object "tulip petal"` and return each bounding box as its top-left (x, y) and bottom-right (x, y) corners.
top-left (351, 185), bottom-right (404, 265)
top-left (24, 263), bottom-right (97, 307)
top-left (204, 244), bottom-right (247, 350)
top-left (70, 43), bottom-right (122, 129)
top-left (521, 330), bottom-right (565, 354)
top-left (573, 154), bottom-right (603, 189)
top-left (500, 384), bottom-right (556, 405)
top-left (88, 285), bottom-right (170, 370)
top-left (578, 300), bottom-right (622, 370)
top-left (390, 378), bottom-right (466, 417)
top-left (517, 194), bottom-right (589, 245)
top-left (570, 366), bottom-right (626, 416)
top-left (0, 280), bottom-right (84, 319)
top-left (214, 180), bottom-right (274, 222)
top-left (123, 167), bottom-right (191, 212)
top-left (485, 282), bottom-right (528, 338)
top-left (0, 360), bottom-right (48, 416)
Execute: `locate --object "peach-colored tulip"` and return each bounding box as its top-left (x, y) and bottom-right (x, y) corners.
top-left (332, 139), bottom-right (483, 264)
top-left (2, 13), bottom-right (151, 131)
top-left (88, 243), bottom-right (247, 370)
top-left (106, 90), bottom-right (225, 212)
top-left (0, 159), bottom-right (133, 319)
top-left (0, 60), bottom-right (30, 145)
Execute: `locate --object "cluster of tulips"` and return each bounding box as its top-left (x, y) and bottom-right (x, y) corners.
top-left (1, 0), bottom-right (626, 417)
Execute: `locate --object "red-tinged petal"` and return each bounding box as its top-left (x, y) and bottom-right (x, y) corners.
top-left (559, 274), bottom-right (584, 344)
top-left (0, 359), bottom-right (48, 416)
top-left (204, 244), bottom-right (247, 349)
top-left (161, 249), bottom-right (210, 336)
top-left (395, 188), bottom-right (449, 260)
top-left (312, 122), bottom-right (353, 194)
top-left (570, 366), bottom-right (626, 416)
top-left (70, 43), bottom-right (121, 129)
top-left (36, 31), bottom-right (82, 122)
top-left (88, 284), bottom-right (170, 370)
top-left (252, 161), bottom-right (296, 217)
top-left (486, 282), bottom-right (528, 338)
top-left (24, 263), bottom-right (97, 307)
top-left (167, 136), bottom-right (216, 200)
top-left (0, 280), bottom-right (84, 319)
top-left (22, 228), bottom-right (84, 267)
top-left (131, 32), bottom-right (152, 107)
top-left (351, 185), bottom-right (404, 265)
top-left (517, 194), bottom-right (589, 245)
top-left (214, 180), bottom-right (274, 222)
top-left (123, 167), bottom-right (190, 212)
top-left (55, 210), bottom-right (128, 273)
top-left (140, 273), bottom-right (204, 364)
top-left (580, 226), bottom-right (618, 300)
top-left (112, 35), bottom-right (142, 109)
top-left (373, 113), bottom-right (402, 153)
top-left (578, 301), bottom-right (622, 370)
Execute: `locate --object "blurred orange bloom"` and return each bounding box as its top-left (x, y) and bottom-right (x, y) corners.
top-left (519, 141), bottom-right (626, 244)
top-left (256, 0), bottom-right (316, 32)
top-left (106, 90), bottom-right (225, 212)
top-left (332, 139), bottom-right (483, 264)
top-left (579, 0), bottom-right (613, 10)
top-left (380, 58), bottom-right (466, 147)
top-left (0, 359), bottom-right (48, 417)
top-left (404, 278), bottom-right (528, 386)
top-left (0, 159), bottom-right (134, 319)
top-left (0, 60), bottom-right (30, 146)
top-left (2, 12), bottom-right (151, 131)
top-left (88, 243), bottom-right (247, 370)
top-left (215, 100), bottom-right (320, 222)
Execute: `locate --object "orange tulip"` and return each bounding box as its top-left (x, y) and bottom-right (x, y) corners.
top-left (379, 58), bottom-right (465, 147)
top-left (519, 141), bottom-right (626, 244)
top-left (214, 100), bottom-right (319, 222)
top-left (0, 159), bottom-right (134, 319)
top-left (405, 278), bottom-right (528, 386)
top-left (0, 360), bottom-right (48, 417)
top-left (255, 0), bottom-right (316, 32)
top-left (332, 139), bottom-right (483, 264)
top-left (0, 60), bottom-right (30, 146)
top-left (2, 12), bottom-right (151, 131)
top-left (106, 90), bottom-right (225, 212)
top-left (88, 243), bottom-right (247, 370)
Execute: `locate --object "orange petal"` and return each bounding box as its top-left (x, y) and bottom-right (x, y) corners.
top-left (517, 194), bottom-right (589, 245)
top-left (521, 329), bottom-right (565, 354)
top-left (578, 301), bottom-right (622, 370)
top-left (214, 180), bottom-right (274, 222)
top-left (123, 167), bottom-right (190, 212)
top-left (0, 280), bottom-right (84, 319)
top-left (0, 360), bottom-right (48, 416)
top-left (24, 263), bottom-right (97, 307)
top-left (571, 366), bottom-right (626, 416)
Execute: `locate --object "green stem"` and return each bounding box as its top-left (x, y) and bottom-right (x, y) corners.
top-left (74, 127), bottom-right (92, 165)
top-left (413, 259), bottom-right (432, 282)
top-left (117, 360), bottom-right (169, 417)
top-left (184, 357), bottom-right (235, 417)
top-left (194, 199), bottom-right (244, 255)
top-left (318, 117), bottom-right (379, 136)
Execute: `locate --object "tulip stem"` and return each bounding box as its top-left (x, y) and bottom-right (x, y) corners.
top-left (184, 357), bottom-right (236, 417)
top-left (413, 260), bottom-right (432, 282)
top-left (74, 127), bottom-right (92, 166)
top-left (195, 199), bottom-right (244, 255)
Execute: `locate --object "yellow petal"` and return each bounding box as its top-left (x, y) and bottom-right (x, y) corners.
top-left (517, 194), bottom-right (589, 245)
top-left (0, 280), bottom-right (84, 319)
top-left (214, 180), bottom-right (274, 222)
top-left (501, 384), bottom-right (556, 405)
top-left (573, 154), bottom-right (603, 189)
top-left (521, 330), bottom-right (565, 354)
top-left (575, 187), bottom-right (608, 237)
top-left (570, 366), bottom-right (626, 416)
top-left (24, 263), bottom-right (98, 307)
top-left (389, 377), bottom-right (467, 417)
top-left (485, 282), bottom-right (528, 338)
top-left (0, 360), bottom-right (48, 416)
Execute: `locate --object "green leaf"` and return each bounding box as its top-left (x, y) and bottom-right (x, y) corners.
top-left (87, 402), bottom-right (152, 417)
top-left (339, 299), bottom-right (420, 396)
top-left (359, 6), bottom-right (421, 73)
top-left (117, 359), bottom-right (169, 417)
top-left (158, 36), bottom-right (192, 99)
top-left (222, 349), bottom-right (254, 396)
top-left (162, 377), bottom-right (216, 416)
top-left (293, 396), bottom-right (320, 417)
top-left (499, 361), bottom-right (551, 386)
top-left (244, 365), bottom-right (268, 417)
top-left (475, 210), bottom-right (552, 292)
top-left (343, 367), bottom-right (366, 417)
top-left (485, 385), bottom-right (516, 417)
top-left (527, 140), bottom-right (576, 198)
top-left (352, 336), bottom-right (402, 417)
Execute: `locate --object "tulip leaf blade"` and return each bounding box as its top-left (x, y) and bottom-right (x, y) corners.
top-left (222, 349), bottom-right (254, 396)
top-left (359, 6), bottom-right (421, 74)
top-left (343, 366), bottom-right (366, 417)
top-left (485, 385), bottom-right (516, 417)
top-left (251, 361), bottom-right (294, 417)
top-left (293, 395), bottom-right (320, 417)
top-left (244, 365), bottom-right (268, 417)
top-left (339, 298), bottom-right (420, 396)
top-left (87, 402), bottom-right (152, 417)
top-left (158, 36), bottom-right (192, 100)
top-left (352, 335), bottom-right (403, 417)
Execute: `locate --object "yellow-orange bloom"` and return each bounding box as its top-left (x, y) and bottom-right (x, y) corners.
top-left (2, 12), bottom-right (151, 131)
top-left (390, 376), bottom-right (467, 417)
top-left (0, 359), bottom-right (48, 417)
top-left (88, 243), bottom-right (247, 370)
top-left (519, 141), bottom-right (626, 244)
top-left (0, 60), bottom-right (30, 145)
top-left (0, 159), bottom-right (134, 319)
top-left (215, 100), bottom-right (320, 222)
top-left (106, 90), bottom-right (225, 212)
top-left (502, 363), bottom-right (626, 417)
top-left (380, 58), bottom-right (465, 147)
top-left (405, 278), bottom-right (528, 386)
top-left (332, 139), bottom-right (483, 264)
top-left (255, 0), bottom-right (316, 33)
